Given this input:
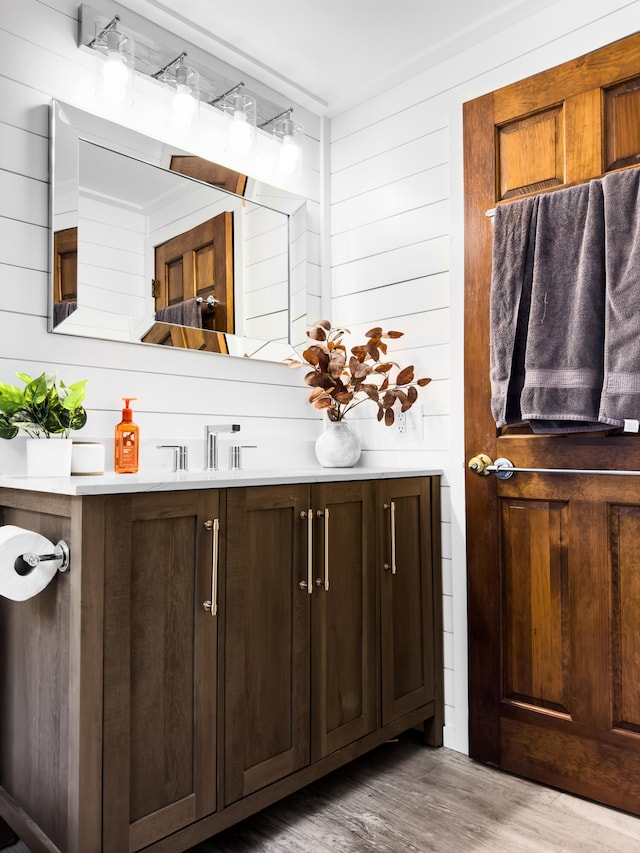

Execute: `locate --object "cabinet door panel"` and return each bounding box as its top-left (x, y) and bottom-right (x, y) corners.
top-left (379, 478), bottom-right (435, 726)
top-left (223, 485), bottom-right (310, 805)
top-left (310, 481), bottom-right (377, 761)
top-left (102, 491), bottom-right (219, 853)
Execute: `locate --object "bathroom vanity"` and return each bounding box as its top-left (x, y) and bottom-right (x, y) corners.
top-left (0, 469), bottom-right (442, 853)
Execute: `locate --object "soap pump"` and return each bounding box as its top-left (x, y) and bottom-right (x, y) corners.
top-left (114, 397), bottom-right (139, 474)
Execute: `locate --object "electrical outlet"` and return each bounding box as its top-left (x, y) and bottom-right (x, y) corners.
top-left (396, 406), bottom-right (423, 439)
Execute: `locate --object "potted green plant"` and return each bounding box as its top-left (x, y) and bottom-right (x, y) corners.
top-left (0, 371), bottom-right (88, 476)
top-left (287, 321), bottom-right (431, 467)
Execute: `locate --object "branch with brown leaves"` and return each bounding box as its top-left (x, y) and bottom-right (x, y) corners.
top-left (286, 320), bottom-right (431, 426)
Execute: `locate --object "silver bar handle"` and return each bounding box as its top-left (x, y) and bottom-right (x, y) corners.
top-left (316, 508), bottom-right (330, 590)
top-left (298, 510), bottom-right (313, 594)
top-left (468, 454), bottom-right (640, 480)
top-left (202, 518), bottom-right (220, 615)
top-left (384, 501), bottom-right (397, 575)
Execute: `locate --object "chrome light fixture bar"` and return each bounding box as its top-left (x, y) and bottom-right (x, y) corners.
top-left (79, 3), bottom-right (303, 153)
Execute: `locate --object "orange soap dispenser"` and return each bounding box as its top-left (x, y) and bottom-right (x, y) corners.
top-left (114, 397), bottom-right (139, 474)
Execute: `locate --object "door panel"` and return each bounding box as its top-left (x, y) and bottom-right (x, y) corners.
top-left (501, 498), bottom-right (569, 714)
top-left (310, 481), bottom-right (376, 761)
top-left (379, 478), bottom-right (435, 726)
top-left (498, 108), bottom-right (564, 199)
top-left (223, 485), bottom-right (310, 805)
top-left (464, 31), bottom-right (640, 811)
top-left (611, 505), bottom-right (640, 732)
top-left (102, 491), bottom-right (219, 853)
top-left (605, 75), bottom-right (640, 170)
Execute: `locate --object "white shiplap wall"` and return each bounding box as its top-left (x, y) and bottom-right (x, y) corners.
top-left (330, 0), bottom-right (640, 752)
top-left (0, 0), bottom-right (323, 476)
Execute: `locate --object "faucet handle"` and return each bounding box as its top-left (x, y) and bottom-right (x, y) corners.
top-left (158, 444), bottom-right (189, 472)
top-left (229, 444), bottom-right (257, 471)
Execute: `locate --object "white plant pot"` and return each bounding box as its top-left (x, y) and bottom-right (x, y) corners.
top-left (26, 437), bottom-right (72, 477)
top-left (314, 421), bottom-right (361, 468)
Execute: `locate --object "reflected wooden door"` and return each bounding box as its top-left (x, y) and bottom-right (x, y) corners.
top-left (53, 227), bottom-right (77, 302)
top-left (464, 32), bottom-right (640, 813)
top-left (154, 211), bottom-right (234, 333)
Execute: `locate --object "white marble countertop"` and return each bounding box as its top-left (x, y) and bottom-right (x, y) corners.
top-left (0, 467), bottom-right (441, 496)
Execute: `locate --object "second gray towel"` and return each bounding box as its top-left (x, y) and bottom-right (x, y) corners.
top-left (598, 168), bottom-right (640, 429)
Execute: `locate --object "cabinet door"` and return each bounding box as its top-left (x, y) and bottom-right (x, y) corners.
top-left (378, 478), bottom-right (435, 726)
top-left (102, 490), bottom-right (220, 853)
top-left (310, 480), bottom-right (377, 761)
top-left (223, 484), bottom-right (310, 805)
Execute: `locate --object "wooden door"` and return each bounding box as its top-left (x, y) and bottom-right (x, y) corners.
top-left (154, 211), bottom-right (234, 333)
top-left (310, 480), bottom-right (377, 761)
top-left (102, 490), bottom-right (220, 852)
top-left (378, 477), bottom-right (442, 737)
top-left (223, 484), bottom-right (310, 805)
top-left (464, 32), bottom-right (640, 812)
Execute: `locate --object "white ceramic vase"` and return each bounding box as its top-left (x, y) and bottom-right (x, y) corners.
top-left (314, 421), bottom-right (361, 468)
top-left (26, 437), bottom-right (72, 477)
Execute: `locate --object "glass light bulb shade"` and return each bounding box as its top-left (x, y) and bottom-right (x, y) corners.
top-left (279, 135), bottom-right (301, 175)
top-left (164, 64), bottom-right (200, 132)
top-left (221, 91), bottom-right (256, 155)
top-left (173, 83), bottom-right (197, 120)
top-left (275, 119), bottom-right (303, 176)
top-left (94, 26), bottom-right (134, 107)
top-left (229, 109), bottom-right (254, 154)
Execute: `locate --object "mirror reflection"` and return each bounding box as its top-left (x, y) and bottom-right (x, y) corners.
top-left (50, 100), bottom-right (308, 362)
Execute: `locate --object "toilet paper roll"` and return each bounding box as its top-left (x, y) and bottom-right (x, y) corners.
top-left (0, 525), bottom-right (61, 601)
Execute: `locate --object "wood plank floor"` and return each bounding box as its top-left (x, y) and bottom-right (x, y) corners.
top-left (5, 732), bottom-right (640, 852)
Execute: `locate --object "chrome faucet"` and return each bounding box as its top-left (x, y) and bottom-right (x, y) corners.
top-left (204, 424), bottom-right (240, 471)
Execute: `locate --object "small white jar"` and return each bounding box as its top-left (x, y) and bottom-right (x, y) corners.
top-left (71, 441), bottom-right (105, 476)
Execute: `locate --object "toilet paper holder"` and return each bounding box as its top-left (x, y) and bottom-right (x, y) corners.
top-left (14, 540), bottom-right (70, 577)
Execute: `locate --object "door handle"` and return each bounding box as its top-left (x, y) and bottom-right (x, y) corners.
top-left (383, 501), bottom-right (397, 574)
top-left (315, 508), bottom-right (330, 590)
top-left (202, 517), bottom-right (219, 615)
top-left (298, 510), bottom-right (313, 593)
top-left (468, 453), bottom-right (494, 476)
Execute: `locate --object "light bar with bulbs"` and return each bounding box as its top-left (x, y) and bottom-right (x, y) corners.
top-left (78, 2), bottom-right (303, 173)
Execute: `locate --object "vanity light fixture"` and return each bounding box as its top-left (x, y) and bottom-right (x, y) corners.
top-left (153, 52), bottom-right (200, 132)
top-left (261, 108), bottom-right (304, 176)
top-left (80, 3), bottom-right (304, 173)
top-left (212, 83), bottom-right (257, 155)
top-left (89, 15), bottom-right (135, 107)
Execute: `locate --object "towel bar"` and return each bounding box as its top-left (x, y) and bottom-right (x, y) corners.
top-left (468, 454), bottom-right (640, 480)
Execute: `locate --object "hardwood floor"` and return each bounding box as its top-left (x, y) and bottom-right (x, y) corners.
top-left (5, 732), bottom-right (640, 852)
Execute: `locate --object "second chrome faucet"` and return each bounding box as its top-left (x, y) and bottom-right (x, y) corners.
top-left (204, 424), bottom-right (240, 471)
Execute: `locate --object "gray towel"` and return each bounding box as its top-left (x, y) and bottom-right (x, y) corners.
top-left (155, 298), bottom-right (203, 329)
top-left (490, 195), bottom-right (539, 427)
top-left (598, 168), bottom-right (640, 428)
top-left (520, 179), bottom-right (607, 433)
top-left (490, 180), bottom-right (608, 434)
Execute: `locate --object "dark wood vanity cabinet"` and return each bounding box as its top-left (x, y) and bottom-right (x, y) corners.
top-left (101, 490), bottom-right (220, 853)
top-left (0, 475), bottom-right (441, 853)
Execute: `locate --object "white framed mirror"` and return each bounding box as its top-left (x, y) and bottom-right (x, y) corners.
top-left (49, 99), bottom-right (308, 362)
